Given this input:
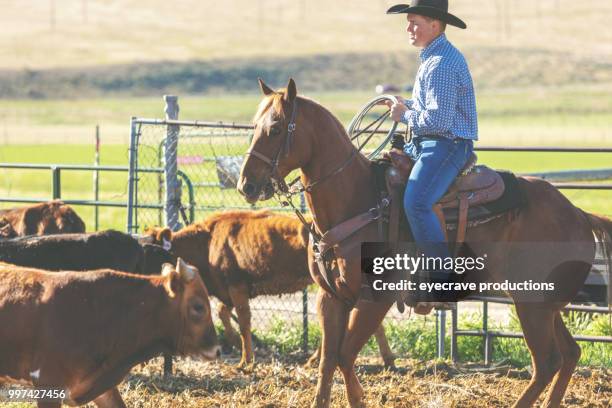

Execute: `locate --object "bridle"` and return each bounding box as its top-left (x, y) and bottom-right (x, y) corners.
top-left (244, 98), bottom-right (299, 195)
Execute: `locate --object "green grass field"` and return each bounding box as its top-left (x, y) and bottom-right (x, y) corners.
top-left (1, 86), bottom-right (611, 145)
top-left (1, 142), bottom-right (610, 232)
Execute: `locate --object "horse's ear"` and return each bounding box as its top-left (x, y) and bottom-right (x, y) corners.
top-left (258, 78), bottom-right (274, 96)
top-left (284, 78), bottom-right (297, 103)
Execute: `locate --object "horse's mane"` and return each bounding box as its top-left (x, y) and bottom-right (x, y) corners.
top-left (253, 91), bottom-right (286, 123)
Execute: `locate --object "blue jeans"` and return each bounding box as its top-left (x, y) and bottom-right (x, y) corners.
top-left (403, 136), bottom-right (474, 267)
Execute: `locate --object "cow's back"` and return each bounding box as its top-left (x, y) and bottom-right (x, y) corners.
top-left (207, 211), bottom-right (312, 297)
top-left (0, 201), bottom-right (86, 237)
top-left (0, 230), bottom-right (143, 273)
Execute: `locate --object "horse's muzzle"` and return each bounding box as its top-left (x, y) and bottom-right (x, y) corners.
top-left (238, 179), bottom-right (274, 203)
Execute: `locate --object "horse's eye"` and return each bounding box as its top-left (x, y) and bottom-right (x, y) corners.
top-left (269, 125), bottom-right (280, 137)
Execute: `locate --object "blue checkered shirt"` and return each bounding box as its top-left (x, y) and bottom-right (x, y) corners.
top-left (402, 34), bottom-right (478, 140)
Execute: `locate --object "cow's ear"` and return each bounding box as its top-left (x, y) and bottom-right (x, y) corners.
top-left (161, 263), bottom-right (179, 298)
top-left (19, 207), bottom-right (40, 236)
top-left (157, 228), bottom-right (172, 244)
top-left (141, 226), bottom-right (157, 243)
top-left (176, 257), bottom-right (197, 283)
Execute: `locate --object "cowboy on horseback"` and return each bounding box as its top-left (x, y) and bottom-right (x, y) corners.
top-left (387, 0), bottom-right (478, 292)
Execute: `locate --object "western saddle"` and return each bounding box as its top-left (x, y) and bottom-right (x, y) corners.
top-left (385, 148), bottom-right (505, 253)
top-left (307, 139), bottom-right (507, 313)
top-left (377, 148), bottom-right (505, 314)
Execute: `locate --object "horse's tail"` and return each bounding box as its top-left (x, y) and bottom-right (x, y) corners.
top-left (584, 212), bottom-right (612, 310)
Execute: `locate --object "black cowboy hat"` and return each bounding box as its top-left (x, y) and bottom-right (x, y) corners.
top-left (387, 0), bottom-right (467, 29)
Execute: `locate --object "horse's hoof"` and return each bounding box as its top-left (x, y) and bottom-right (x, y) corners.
top-left (304, 357), bottom-right (319, 368)
top-left (347, 396), bottom-right (366, 408)
top-left (384, 361), bottom-right (397, 371)
top-left (237, 360), bottom-right (255, 371)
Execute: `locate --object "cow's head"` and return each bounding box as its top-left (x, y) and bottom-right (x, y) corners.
top-left (0, 218), bottom-right (16, 239)
top-left (161, 258), bottom-right (220, 359)
top-left (141, 226), bottom-right (173, 250)
top-left (141, 243), bottom-right (177, 276)
top-left (53, 201), bottom-right (86, 233)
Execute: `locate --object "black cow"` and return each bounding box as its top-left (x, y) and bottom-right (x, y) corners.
top-left (0, 230), bottom-right (173, 275)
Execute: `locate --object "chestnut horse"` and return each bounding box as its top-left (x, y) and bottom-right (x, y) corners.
top-left (238, 79), bottom-right (612, 408)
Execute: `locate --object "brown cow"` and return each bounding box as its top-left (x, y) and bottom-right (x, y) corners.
top-left (0, 201), bottom-right (86, 237)
top-left (0, 258), bottom-right (219, 408)
top-left (144, 210), bottom-right (395, 368)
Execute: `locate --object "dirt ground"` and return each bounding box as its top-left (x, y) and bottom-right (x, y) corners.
top-left (110, 355), bottom-right (611, 408)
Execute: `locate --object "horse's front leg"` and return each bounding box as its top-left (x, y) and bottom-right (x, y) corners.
top-left (339, 299), bottom-right (392, 408)
top-left (312, 288), bottom-right (350, 408)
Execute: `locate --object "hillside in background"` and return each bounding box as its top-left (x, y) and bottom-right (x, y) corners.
top-left (1, 48), bottom-right (611, 98)
top-left (1, 0), bottom-right (611, 97)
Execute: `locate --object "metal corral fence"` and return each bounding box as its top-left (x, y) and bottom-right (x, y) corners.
top-left (125, 97), bottom-right (312, 352)
top-left (0, 97), bottom-right (609, 362)
top-left (124, 96), bottom-right (611, 362)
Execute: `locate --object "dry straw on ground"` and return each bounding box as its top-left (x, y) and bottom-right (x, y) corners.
top-left (108, 355), bottom-right (611, 408)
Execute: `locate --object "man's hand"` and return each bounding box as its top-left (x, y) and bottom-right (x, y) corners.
top-left (376, 95), bottom-right (405, 106)
top-left (384, 100), bottom-right (409, 122)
